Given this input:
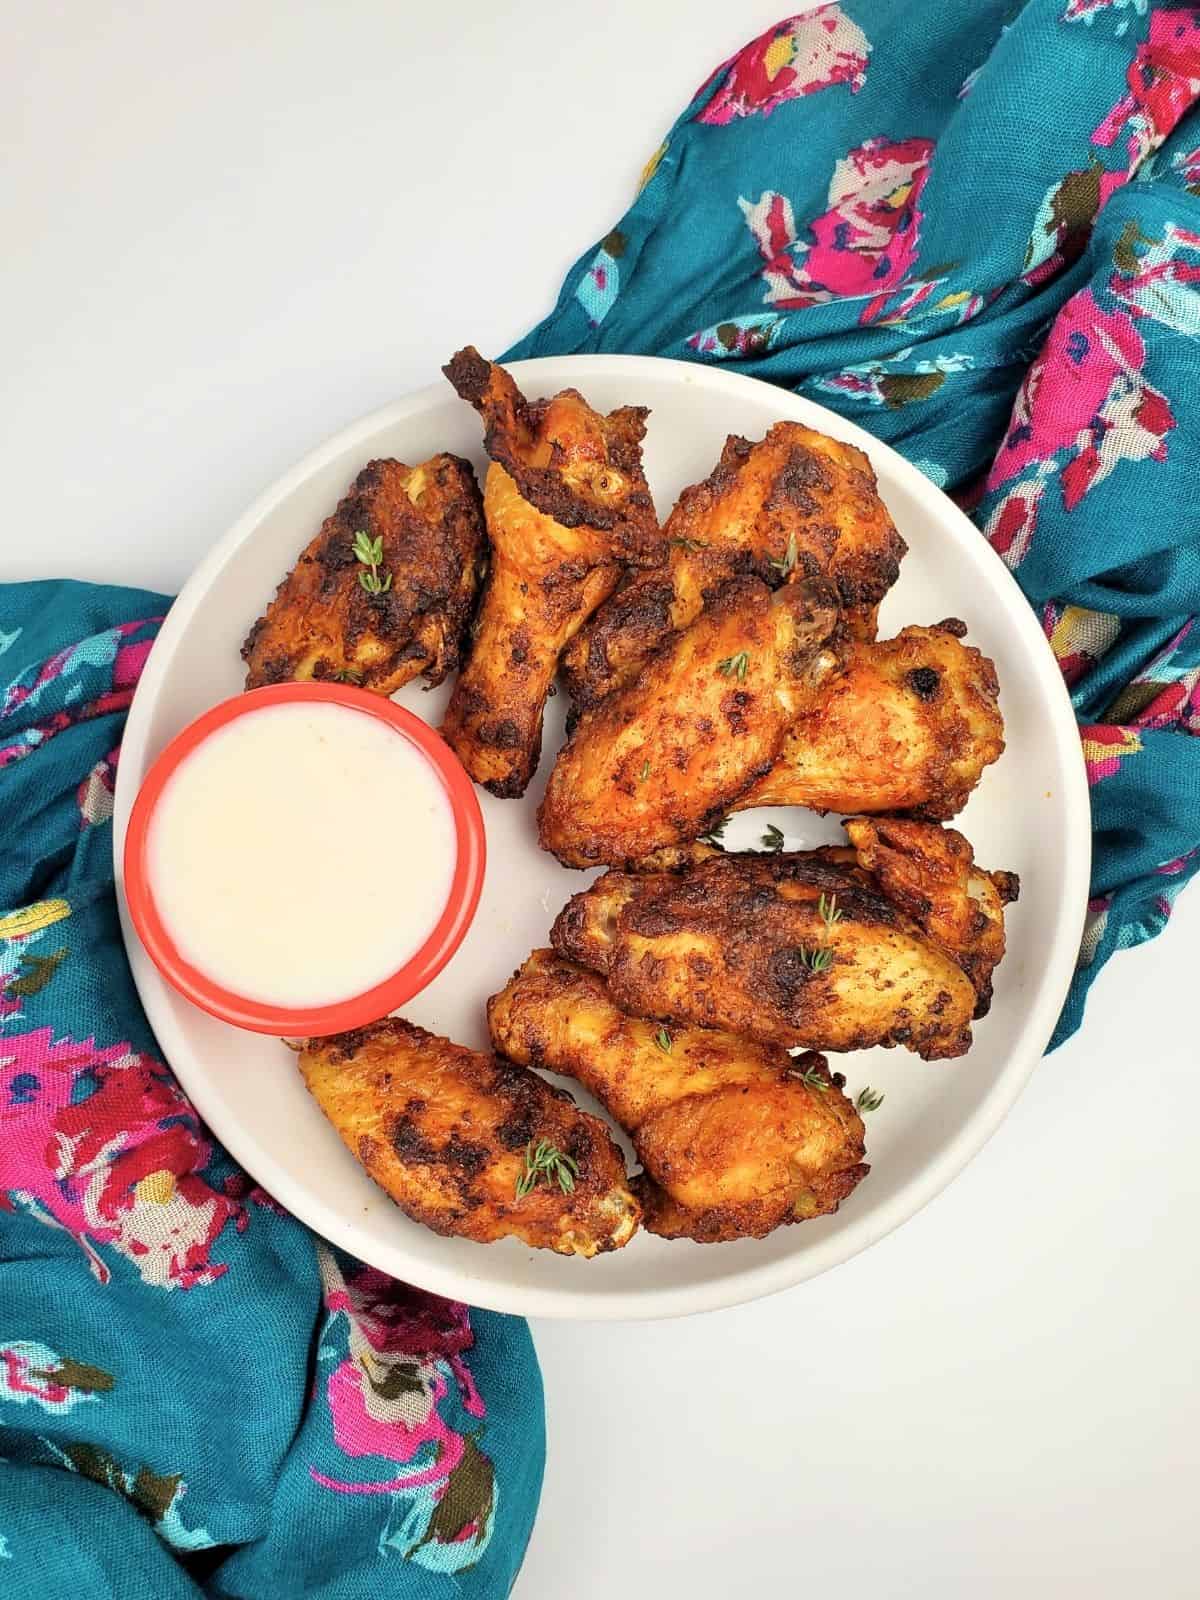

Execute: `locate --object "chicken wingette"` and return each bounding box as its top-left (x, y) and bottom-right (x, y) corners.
top-left (561, 423), bottom-right (905, 709)
top-left (551, 821), bottom-right (1017, 1060)
top-left (440, 347), bottom-right (662, 797)
top-left (488, 950), bottom-right (868, 1243)
top-left (242, 454), bottom-right (485, 693)
top-left (539, 576), bottom-right (839, 868)
top-left (298, 1018), bottom-right (640, 1255)
top-left (735, 620), bottom-right (1004, 820)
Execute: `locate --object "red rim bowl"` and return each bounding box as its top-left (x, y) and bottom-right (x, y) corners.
top-left (123, 682), bottom-right (486, 1036)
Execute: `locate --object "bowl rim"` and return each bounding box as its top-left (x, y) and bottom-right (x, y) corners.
top-left (122, 680), bottom-right (486, 1036)
top-left (114, 353), bottom-right (1091, 1320)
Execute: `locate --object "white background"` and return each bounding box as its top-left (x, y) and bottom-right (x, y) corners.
top-left (5, 3), bottom-right (1198, 1595)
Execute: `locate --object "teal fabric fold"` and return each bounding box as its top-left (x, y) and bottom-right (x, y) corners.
top-left (507, 0), bottom-right (1200, 1045)
top-left (0, 582), bottom-right (544, 1597)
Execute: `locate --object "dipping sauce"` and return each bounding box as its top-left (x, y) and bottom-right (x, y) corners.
top-left (146, 701), bottom-right (457, 1008)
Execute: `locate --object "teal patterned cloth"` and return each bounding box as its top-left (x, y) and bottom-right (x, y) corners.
top-left (509, 0), bottom-right (1200, 1045)
top-left (0, 584), bottom-right (544, 1596)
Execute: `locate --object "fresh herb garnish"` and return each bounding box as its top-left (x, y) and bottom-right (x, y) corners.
top-left (653, 1026), bottom-right (673, 1054)
top-left (514, 1139), bottom-right (579, 1200)
top-left (716, 651), bottom-right (750, 682)
top-left (770, 531), bottom-right (799, 578)
top-left (639, 758), bottom-right (651, 781)
top-left (697, 816), bottom-right (729, 850)
top-left (670, 536), bottom-right (707, 552)
top-left (790, 1062), bottom-right (830, 1092)
top-left (818, 892), bottom-right (843, 931)
top-left (793, 893), bottom-right (841, 974)
top-left (333, 667), bottom-right (363, 685)
top-left (352, 529), bottom-right (392, 595)
top-left (855, 1086), bottom-right (885, 1113)
top-left (760, 824), bottom-right (785, 853)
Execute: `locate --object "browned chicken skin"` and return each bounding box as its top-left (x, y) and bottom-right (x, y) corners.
top-left (539, 576), bottom-right (839, 868)
top-left (561, 423), bottom-right (905, 710)
top-left (551, 820), bottom-right (1016, 1059)
top-left (242, 454), bottom-right (485, 693)
top-left (842, 817), bottom-right (1018, 1016)
top-left (488, 950), bottom-right (868, 1243)
top-left (440, 347), bottom-right (662, 796)
top-left (298, 1018), bottom-right (640, 1255)
top-left (737, 620), bottom-right (1005, 820)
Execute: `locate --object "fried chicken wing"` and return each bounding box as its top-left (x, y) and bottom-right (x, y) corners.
top-left (737, 620), bottom-right (1004, 820)
top-left (539, 577), bottom-right (839, 868)
top-left (842, 817), bottom-right (1018, 1016)
top-left (299, 1018), bottom-right (640, 1255)
top-left (242, 454), bottom-right (485, 693)
top-left (561, 423), bottom-right (905, 709)
top-left (550, 822), bottom-right (1017, 1058)
top-left (488, 950), bottom-right (868, 1243)
top-left (440, 347), bottom-right (661, 796)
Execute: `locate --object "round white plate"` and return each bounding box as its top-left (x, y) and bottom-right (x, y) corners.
top-left (114, 356), bottom-right (1090, 1321)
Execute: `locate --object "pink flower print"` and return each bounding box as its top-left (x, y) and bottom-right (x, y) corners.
top-left (740, 137), bottom-right (934, 323)
top-left (312, 1247), bottom-right (488, 1496)
top-left (697, 6), bottom-right (869, 126)
top-left (986, 289), bottom-right (1174, 508)
top-left (981, 471), bottom-right (1051, 570)
top-left (0, 1029), bottom-right (244, 1289)
top-left (1079, 723), bottom-right (1143, 784)
top-left (1092, 10), bottom-right (1200, 176)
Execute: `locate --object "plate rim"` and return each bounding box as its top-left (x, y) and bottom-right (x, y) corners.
top-left (114, 353), bottom-right (1091, 1321)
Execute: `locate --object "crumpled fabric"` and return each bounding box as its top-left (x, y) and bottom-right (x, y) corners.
top-left (508, 0), bottom-right (1200, 1045)
top-left (0, 581), bottom-right (544, 1598)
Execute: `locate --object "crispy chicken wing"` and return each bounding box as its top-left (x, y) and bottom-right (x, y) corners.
top-left (488, 950), bottom-right (868, 1243)
top-left (737, 620), bottom-right (1004, 820)
top-left (842, 816), bottom-right (1018, 1016)
top-left (561, 423), bottom-right (905, 709)
top-left (299, 1018), bottom-right (640, 1255)
top-left (550, 820), bottom-right (1016, 1058)
top-left (242, 454), bottom-right (485, 692)
top-left (440, 347), bottom-right (661, 796)
top-left (539, 577), bottom-right (839, 868)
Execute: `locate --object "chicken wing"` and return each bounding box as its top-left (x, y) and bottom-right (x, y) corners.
top-left (242, 454), bottom-right (485, 693)
top-left (561, 423), bottom-right (905, 709)
top-left (539, 576), bottom-right (838, 868)
top-left (440, 347), bottom-right (661, 796)
top-left (298, 1018), bottom-right (640, 1255)
top-left (842, 816), bottom-right (1018, 1015)
top-left (488, 950), bottom-right (868, 1243)
top-left (736, 620), bottom-right (1004, 820)
top-left (550, 820), bottom-right (1016, 1058)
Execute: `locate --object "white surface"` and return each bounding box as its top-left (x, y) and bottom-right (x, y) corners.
top-left (112, 353), bottom-right (1089, 1319)
top-left (4, 0), bottom-right (1197, 1590)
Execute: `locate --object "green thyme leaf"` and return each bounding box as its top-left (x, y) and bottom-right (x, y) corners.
top-left (514, 1139), bottom-right (580, 1202)
top-left (854, 1086), bottom-right (885, 1113)
top-left (760, 824), bottom-right (785, 853)
top-left (716, 651), bottom-right (750, 682)
top-left (654, 1026), bottom-right (673, 1054)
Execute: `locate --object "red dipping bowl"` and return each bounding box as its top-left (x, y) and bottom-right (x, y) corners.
top-left (123, 682), bottom-right (485, 1036)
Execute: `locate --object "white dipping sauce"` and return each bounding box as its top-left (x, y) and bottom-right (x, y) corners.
top-left (148, 702), bottom-right (457, 1007)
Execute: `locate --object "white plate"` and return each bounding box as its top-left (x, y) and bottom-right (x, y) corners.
top-left (114, 356), bottom-right (1090, 1321)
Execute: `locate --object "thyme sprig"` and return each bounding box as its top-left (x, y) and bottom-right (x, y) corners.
top-left (352, 529), bottom-right (392, 595)
top-left (855, 1086), bottom-right (886, 1113)
top-left (760, 824), bottom-right (785, 853)
top-left (716, 651), bottom-right (750, 682)
top-left (769, 531), bottom-right (799, 577)
top-left (653, 1026), bottom-right (673, 1054)
top-left (514, 1139), bottom-right (579, 1200)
